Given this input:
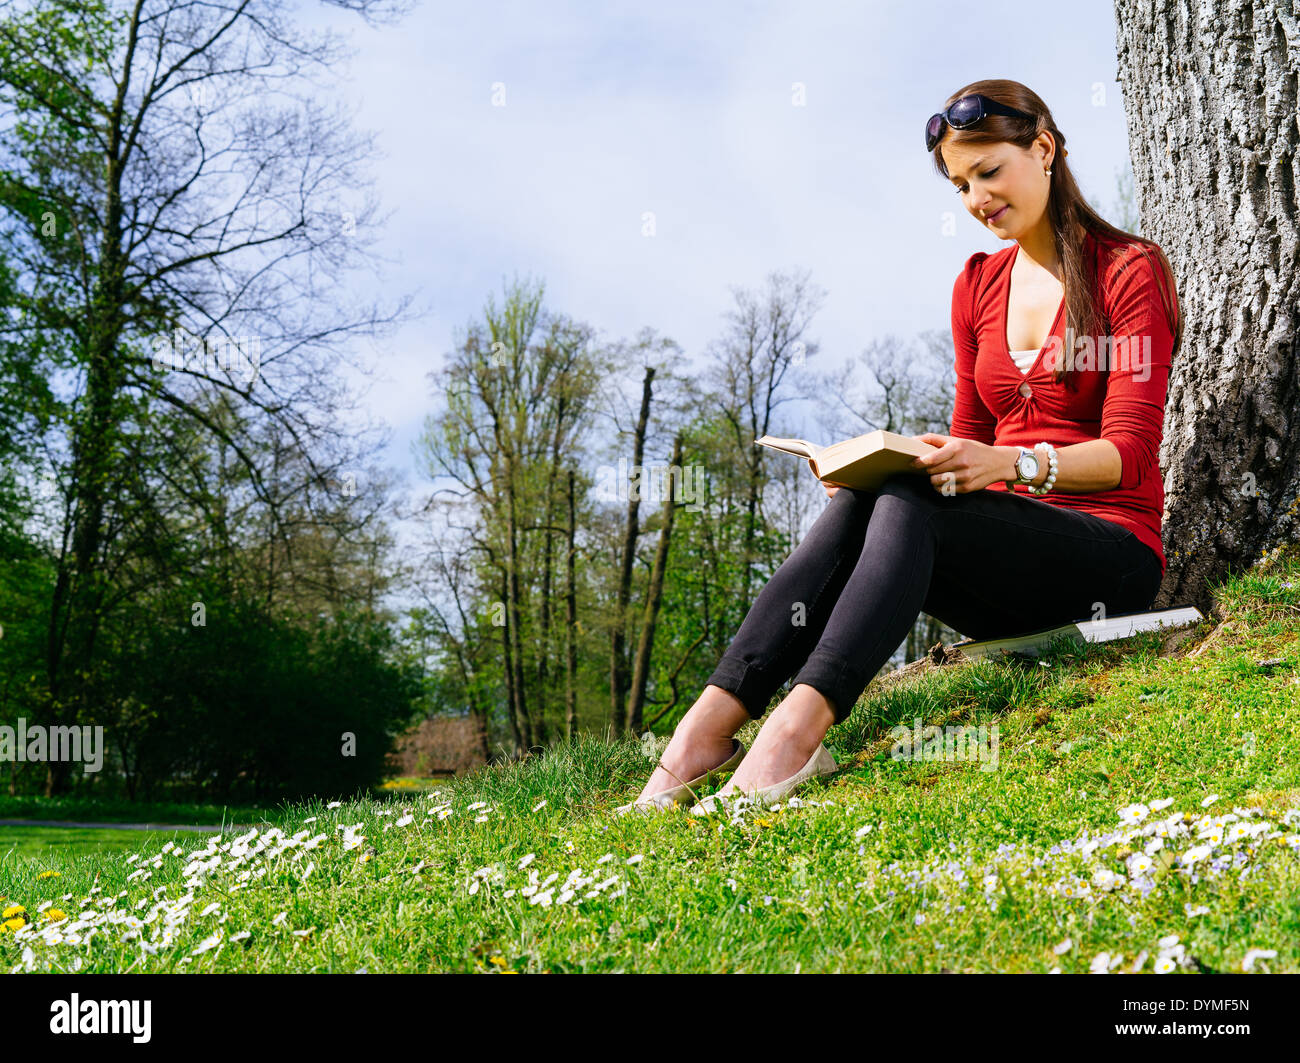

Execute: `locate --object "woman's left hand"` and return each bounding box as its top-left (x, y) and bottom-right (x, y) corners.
top-left (909, 433), bottom-right (1011, 494)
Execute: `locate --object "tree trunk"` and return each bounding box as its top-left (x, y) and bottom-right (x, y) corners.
top-left (561, 467), bottom-right (577, 743)
top-left (44, 256), bottom-right (127, 796)
top-left (498, 565), bottom-right (524, 755)
top-left (1115, 0), bottom-right (1300, 612)
top-left (627, 433), bottom-right (682, 735)
top-left (535, 398), bottom-right (568, 738)
top-left (610, 366), bottom-right (654, 737)
top-left (505, 468), bottom-right (534, 751)
top-left (741, 466), bottom-right (761, 611)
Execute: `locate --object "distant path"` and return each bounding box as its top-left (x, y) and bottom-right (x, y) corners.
top-left (0, 818), bottom-right (256, 833)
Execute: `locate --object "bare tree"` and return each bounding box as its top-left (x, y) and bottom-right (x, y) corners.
top-left (706, 267), bottom-right (828, 606)
top-left (821, 330), bottom-right (955, 442)
top-left (815, 328), bottom-right (960, 665)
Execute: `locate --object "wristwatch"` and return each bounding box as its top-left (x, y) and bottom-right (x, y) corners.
top-left (1005, 446), bottom-right (1040, 491)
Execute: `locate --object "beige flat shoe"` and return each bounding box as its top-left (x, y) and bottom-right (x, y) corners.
top-left (689, 742), bottom-right (837, 816)
top-left (614, 738), bottom-right (746, 815)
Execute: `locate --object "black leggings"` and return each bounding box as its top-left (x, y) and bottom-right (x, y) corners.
top-left (705, 472), bottom-right (1163, 726)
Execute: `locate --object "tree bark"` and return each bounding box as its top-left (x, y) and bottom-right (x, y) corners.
top-left (1115, 0), bottom-right (1300, 612)
top-left (565, 468), bottom-right (579, 741)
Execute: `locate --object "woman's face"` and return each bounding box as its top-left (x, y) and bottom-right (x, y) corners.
top-left (943, 134), bottom-right (1053, 238)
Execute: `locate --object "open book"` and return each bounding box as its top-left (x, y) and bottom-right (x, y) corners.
top-left (755, 429), bottom-right (934, 490)
top-left (948, 607), bottom-right (1204, 661)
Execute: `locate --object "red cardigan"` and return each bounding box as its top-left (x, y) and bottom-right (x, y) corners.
top-left (949, 231), bottom-right (1176, 577)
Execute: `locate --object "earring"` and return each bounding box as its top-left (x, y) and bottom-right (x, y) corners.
top-left (1045, 168), bottom-right (1052, 176)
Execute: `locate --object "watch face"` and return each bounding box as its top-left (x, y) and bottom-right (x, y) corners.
top-left (1019, 453), bottom-right (1039, 479)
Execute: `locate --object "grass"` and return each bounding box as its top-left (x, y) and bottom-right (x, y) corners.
top-left (0, 827), bottom-right (213, 860)
top-left (0, 795), bottom-right (284, 827)
top-left (2, 545), bottom-right (1298, 973)
top-left (378, 777), bottom-right (452, 793)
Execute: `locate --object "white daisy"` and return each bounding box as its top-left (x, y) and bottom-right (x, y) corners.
top-left (1242, 948), bottom-right (1277, 972)
top-left (1127, 853), bottom-right (1154, 875)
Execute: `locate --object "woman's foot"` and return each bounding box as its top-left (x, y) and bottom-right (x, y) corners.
top-left (634, 685), bottom-right (752, 802)
top-left (713, 684), bottom-right (836, 799)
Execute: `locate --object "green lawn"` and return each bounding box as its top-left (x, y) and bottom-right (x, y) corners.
top-left (0, 827), bottom-right (215, 861)
top-left (0, 795), bottom-right (286, 827)
top-left (3, 547), bottom-right (1298, 973)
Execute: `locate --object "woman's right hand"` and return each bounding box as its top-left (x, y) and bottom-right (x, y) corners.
top-left (821, 481), bottom-right (839, 499)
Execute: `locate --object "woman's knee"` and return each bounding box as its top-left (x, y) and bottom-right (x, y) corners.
top-left (831, 483), bottom-right (878, 508)
top-left (806, 483), bottom-right (874, 535)
top-left (876, 470), bottom-right (934, 501)
top-left (869, 472), bottom-right (942, 527)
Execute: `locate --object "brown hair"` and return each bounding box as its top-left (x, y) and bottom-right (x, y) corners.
top-left (931, 79), bottom-right (1183, 388)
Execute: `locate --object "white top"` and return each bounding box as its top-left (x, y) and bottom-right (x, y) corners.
top-left (1008, 347), bottom-right (1038, 373)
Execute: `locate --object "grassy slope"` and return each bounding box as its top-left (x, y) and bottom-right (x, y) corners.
top-left (2, 549), bottom-right (1298, 973)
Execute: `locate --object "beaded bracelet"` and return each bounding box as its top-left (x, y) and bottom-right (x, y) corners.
top-left (1028, 442), bottom-right (1059, 495)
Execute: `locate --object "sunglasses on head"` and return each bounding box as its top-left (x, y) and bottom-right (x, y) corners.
top-left (925, 94), bottom-right (1035, 152)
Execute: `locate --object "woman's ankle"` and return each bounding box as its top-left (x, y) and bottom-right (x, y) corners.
top-left (638, 699), bottom-right (743, 798)
top-left (758, 685), bottom-right (834, 752)
top-left (680, 684), bottom-right (752, 739)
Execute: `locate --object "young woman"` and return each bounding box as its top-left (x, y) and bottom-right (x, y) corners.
top-left (617, 78), bottom-right (1183, 816)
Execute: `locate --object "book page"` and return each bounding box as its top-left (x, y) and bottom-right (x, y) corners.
top-left (753, 436), bottom-right (822, 459)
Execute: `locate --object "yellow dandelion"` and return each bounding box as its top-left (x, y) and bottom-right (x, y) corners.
top-left (43, 909), bottom-right (67, 922)
top-left (489, 955), bottom-right (507, 967)
top-left (3, 917), bottom-right (24, 932)
top-left (2, 904), bottom-right (26, 919)
top-left (37, 870), bottom-right (61, 880)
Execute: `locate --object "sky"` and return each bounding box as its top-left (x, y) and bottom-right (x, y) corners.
top-left (298, 0), bottom-right (1136, 506)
